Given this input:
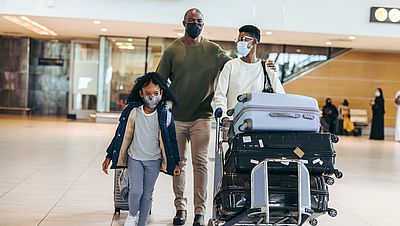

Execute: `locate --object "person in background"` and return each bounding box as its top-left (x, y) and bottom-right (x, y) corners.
top-left (394, 90), bottom-right (400, 141)
top-left (370, 88), bottom-right (385, 140)
top-left (214, 24), bottom-right (285, 121)
top-left (322, 98), bottom-right (339, 134)
top-left (340, 99), bottom-right (355, 135)
top-left (102, 72), bottom-right (181, 226)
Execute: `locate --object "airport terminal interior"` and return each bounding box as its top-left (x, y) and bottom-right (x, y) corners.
top-left (1, 0), bottom-right (400, 225)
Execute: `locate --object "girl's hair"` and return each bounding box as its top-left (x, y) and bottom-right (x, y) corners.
top-left (127, 72), bottom-right (177, 106)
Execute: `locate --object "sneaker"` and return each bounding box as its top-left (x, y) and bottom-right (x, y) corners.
top-left (124, 212), bottom-right (138, 226)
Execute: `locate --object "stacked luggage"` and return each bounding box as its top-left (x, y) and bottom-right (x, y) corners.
top-left (211, 93), bottom-right (343, 226)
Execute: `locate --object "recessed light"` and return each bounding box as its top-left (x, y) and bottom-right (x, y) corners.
top-left (93, 20), bottom-right (101, 25)
top-left (266, 31), bottom-right (273, 35)
top-left (127, 38), bottom-right (133, 42)
top-left (348, 36), bottom-right (356, 40)
top-left (100, 28), bottom-right (108, 32)
top-left (3, 15), bottom-right (58, 36)
top-left (325, 41), bottom-right (332, 46)
top-left (296, 49), bottom-right (301, 53)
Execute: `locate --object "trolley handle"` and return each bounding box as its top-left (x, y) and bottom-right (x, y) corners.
top-left (214, 107), bottom-right (223, 120)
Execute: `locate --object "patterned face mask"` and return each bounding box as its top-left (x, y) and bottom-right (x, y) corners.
top-left (142, 95), bottom-right (162, 109)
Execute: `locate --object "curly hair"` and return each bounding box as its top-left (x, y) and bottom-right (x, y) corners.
top-left (127, 72), bottom-right (177, 106)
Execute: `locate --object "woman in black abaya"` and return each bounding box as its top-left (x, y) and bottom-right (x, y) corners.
top-left (370, 88), bottom-right (385, 140)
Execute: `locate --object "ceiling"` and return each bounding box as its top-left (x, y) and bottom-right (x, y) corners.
top-left (1, 14), bottom-right (400, 53)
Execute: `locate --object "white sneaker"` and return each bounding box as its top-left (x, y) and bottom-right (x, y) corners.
top-left (124, 212), bottom-right (138, 226)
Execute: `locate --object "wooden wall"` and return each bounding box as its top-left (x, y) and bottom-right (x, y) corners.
top-left (284, 50), bottom-right (400, 127)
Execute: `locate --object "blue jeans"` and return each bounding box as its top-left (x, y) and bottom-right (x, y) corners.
top-left (127, 156), bottom-right (161, 226)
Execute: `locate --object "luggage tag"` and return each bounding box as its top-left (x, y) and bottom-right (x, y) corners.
top-left (312, 158), bottom-right (324, 165)
top-left (293, 147), bottom-right (305, 158)
top-left (242, 136), bottom-right (252, 143)
top-left (258, 139), bottom-right (264, 148)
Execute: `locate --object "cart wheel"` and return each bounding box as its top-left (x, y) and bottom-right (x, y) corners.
top-left (331, 134), bottom-right (339, 143)
top-left (309, 218), bottom-right (318, 226)
top-left (328, 208), bottom-right (338, 217)
top-left (207, 219), bottom-right (220, 226)
top-left (335, 170), bottom-right (343, 179)
top-left (326, 176), bottom-right (335, 185)
top-left (114, 207), bottom-right (121, 215)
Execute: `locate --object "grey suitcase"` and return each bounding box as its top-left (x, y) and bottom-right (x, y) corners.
top-left (230, 93), bottom-right (320, 134)
top-left (114, 169), bottom-right (129, 214)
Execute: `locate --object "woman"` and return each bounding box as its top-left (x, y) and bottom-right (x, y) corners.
top-left (341, 99), bottom-right (355, 135)
top-left (395, 90), bottom-right (400, 141)
top-left (370, 88), bottom-right (385, 140)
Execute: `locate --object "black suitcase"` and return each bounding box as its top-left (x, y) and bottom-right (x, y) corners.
top-left (224, 132), bottom-right (343, 178)
top-left (214, 173), bottom-right (332, 222)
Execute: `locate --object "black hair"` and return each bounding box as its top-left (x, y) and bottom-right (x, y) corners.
top-left (377, 88), bottom-right (384, 100)
top-left (184, 8), bottom-right (203, 21)
top-left (239, 25), bottom-right (261, 43)
top-left (343, 99), bottom-right (349, 106)
top-left (325, 98), bottom-right (332, 104)
top-left (127, 72), bottom-right (177, 106)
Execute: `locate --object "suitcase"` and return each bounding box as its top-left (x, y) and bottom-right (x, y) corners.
top-left (214, 173), bottom-right (333, 223)
top-left (224, 132), bottom-right (343, 178)
top-left (114, 169), bottom-right (129, 214)
top-left (229, 93), bottom-right (320, 134)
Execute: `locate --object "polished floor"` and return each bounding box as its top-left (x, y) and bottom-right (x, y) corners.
top-left (0, 115), bottom-right (400, 226)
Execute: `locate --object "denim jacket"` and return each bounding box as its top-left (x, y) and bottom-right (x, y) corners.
top-left (105, 102), bottom-right (180, 176)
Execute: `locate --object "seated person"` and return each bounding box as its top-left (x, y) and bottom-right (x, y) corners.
top-left (339, 99), bottom-right (355, 135)
top-left (214, 25), bottom-right (285, 121)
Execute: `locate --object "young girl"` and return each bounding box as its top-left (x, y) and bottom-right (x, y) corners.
top-left (102, 72), bottom-right (181, 226)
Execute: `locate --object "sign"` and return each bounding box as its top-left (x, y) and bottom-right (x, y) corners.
top-left (38, 58), bottom-right (64, 66)
top-left (370, 7), bottom-right (400, 24)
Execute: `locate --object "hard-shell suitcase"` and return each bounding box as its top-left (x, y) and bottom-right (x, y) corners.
top-left (229, 93), bottom-right (320, 134)
top-left (224, 132), bottom-right (343, 178)
top-left (114, 169), bottom-right (129, 214)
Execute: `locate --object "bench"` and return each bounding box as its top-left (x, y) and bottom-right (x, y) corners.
top-left (349, 109), bottom-right (368, 136)
top-left (0, 106), bottom-right (32, 115)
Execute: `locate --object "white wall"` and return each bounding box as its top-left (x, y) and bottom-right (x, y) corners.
top-left (1, 0), bottom-right (399, 38)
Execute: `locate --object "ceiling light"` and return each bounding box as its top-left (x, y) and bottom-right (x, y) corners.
top-left (100, 28), bottom-right (108, 32)
top-left (266, 31), bottom-right (273, 35)
top-left (93, 20), bottom-right (101, 25)
top-left (325, 41), bottom-right (332, 46)
top-left (348, 36), bottom-right (356, 40)
top-left (389, 8), bottom-right (400, 23)
top-left (2, 15), bottom-right (58, 36)
top-left (296, 49), bottom-right (301, 53)
top-left (128, 38), bottom-right (133, 42)
top-left (177, 32), bottom-right (184, 37)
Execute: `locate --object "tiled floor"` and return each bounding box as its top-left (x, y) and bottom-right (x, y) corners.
top-left (1, 115), bottom-right (400, 226)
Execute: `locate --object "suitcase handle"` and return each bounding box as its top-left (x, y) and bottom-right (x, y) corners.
top-left (269, 112), bottom-right (301, 118)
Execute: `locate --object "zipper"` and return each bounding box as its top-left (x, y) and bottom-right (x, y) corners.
top-left (233, 106), bottom-right (320, 124)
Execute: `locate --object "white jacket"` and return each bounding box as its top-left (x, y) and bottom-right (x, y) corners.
top-left (214, 58), bottom-right (285, 118)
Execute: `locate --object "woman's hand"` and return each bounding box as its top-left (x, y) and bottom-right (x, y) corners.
top-left (173, 165), bottom-right (181, 176)
top-left (102, 158), bottom-right (111, 174)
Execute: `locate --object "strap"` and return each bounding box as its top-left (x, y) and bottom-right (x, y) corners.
top-left (261, 60), bottom-right (274, 93)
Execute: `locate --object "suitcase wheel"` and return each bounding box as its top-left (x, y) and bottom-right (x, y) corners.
top-left (328, 208), bottom-right (338, 217)
top-left (309, 218), bottom-right (318, 226)
top-left (325, 176), bottom-right (335, 185)
top-left (330, 134), bottom-right (339, 143)
top-left (334, 170), bottom-right (343, 179)
top-left (114, 207), bottom-right (121, 215)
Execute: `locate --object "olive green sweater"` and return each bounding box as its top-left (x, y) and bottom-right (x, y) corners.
top-left (156, 38), bottom-right (231, 121)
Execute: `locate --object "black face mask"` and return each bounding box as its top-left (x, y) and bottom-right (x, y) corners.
top-left (186, 23), bottom-right (202, 39)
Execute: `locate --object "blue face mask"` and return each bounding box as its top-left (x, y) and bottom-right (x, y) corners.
top-left (236, 41), bottom-right (252, 57)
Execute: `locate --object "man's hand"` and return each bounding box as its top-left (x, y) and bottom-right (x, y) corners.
top-left (102, 158), bottom-right (111, 174)
top-left (173, 165), bottom-right (181, 176)
top-left (266, 59), bottom-right (277, 72)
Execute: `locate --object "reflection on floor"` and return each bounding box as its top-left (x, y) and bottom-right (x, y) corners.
top-left (0, 116), bottom-right (400, 226)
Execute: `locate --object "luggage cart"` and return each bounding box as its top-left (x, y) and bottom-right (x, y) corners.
top-left (209, 108), bottom-right (313, 226)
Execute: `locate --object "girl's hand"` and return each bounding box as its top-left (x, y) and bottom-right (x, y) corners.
top-left (102, 158), bottom-right (111, 174)
top-left (173, 165), bottom-right (181, 176)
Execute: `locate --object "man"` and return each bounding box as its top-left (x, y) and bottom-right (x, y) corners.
top-left (156, 8), bottom-right (231, 226)
top-left (214, 25), bottom-right (285, 120)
